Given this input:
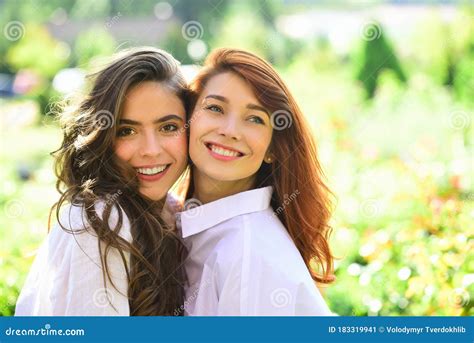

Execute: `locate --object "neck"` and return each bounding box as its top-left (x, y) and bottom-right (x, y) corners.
top-left (192, 170), bottom-right (256, 204)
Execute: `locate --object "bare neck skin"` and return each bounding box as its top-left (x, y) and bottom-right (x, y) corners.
top-left (192, 168), bottom-right (256, 204)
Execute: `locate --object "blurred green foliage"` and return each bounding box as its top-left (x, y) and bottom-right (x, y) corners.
top-left (353, 21), bottom-right (406, 98)
top-left (73, 27), bottom-right (117, 67)
top-left (6, 25), bottom-right (69, 78)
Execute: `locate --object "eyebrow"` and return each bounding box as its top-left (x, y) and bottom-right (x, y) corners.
top-left (204, 95), bottom-right (269, 115)
top-left (119, 114), bottom-right (184, 125)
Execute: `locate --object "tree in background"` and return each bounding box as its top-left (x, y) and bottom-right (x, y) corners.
top-left (73, 27), bottom-right (116, 68)
top-left (451, 8), bottom-right (474, 108)
top-left (5, 24), bottom-right (69, 115)
top-left (353, 22), bottom-right (406, 99)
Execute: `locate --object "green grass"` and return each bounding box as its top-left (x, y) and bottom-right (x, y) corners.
top-left (1, 123), bottom-right (61, 316)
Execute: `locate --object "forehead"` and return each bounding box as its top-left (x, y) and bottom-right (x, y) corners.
top-left (122, 81), bottom-right (184, 117)
top-left (125, 81), bottom-right (174, 101)
top-left (201, 72), bottom-right (261, 104)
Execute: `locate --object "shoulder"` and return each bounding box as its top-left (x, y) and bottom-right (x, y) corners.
top-left (214, 208), bottom-right (298, 260)
top-left (54, 200), bottom-right (132, 242)
top-left (15, 201), bottom-right (131, 316)
top-left (44, 201), bottom-right (128, 260)
top-left (43, 201), bottom-right (132, 265)
top-left (212, 209), bottom-right (310, 282)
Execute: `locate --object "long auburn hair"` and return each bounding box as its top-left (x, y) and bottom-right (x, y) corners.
top-left (188, 48), bottom-right (336, 284)
top-left (51, 47), bottom-right (188, 315)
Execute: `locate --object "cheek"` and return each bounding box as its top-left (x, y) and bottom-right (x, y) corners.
top-left (189, 114), bottom-right (211, 154)
top-left (248, 129), bottom-right (272, 158)
top-left (163, 134), bottom-right (188, 165)
top-left (190, 111), bottom-right (215, 141)
top-left (114, 140), bottom-right (134, 162)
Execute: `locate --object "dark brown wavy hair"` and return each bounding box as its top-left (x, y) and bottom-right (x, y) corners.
top-left (51, 47), bottom-right (188, 315)
top-left (188, 48), bottom-right (336, 284)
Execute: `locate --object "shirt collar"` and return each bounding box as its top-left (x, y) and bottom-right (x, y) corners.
top-left (178, 186), bottom-right (273, 238)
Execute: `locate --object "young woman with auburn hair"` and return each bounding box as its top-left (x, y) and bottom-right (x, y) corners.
top-left (15, 47), bottom-right (189, 316)
top-left (178, 48), bottom-right (336, 316)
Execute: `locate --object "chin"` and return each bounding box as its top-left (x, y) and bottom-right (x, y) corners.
top-left (139, 189), bottom-right (166, 201)
top-left (205, 169), bottom-right (252, 182)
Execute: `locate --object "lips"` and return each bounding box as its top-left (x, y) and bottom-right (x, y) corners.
top-left (134, 164), bottom-right (171, 182)
top-left (136, 165), bottom-right (169, 175)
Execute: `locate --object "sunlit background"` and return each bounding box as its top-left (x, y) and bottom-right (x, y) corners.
top-left (0, 0), bottom-right (473, 316)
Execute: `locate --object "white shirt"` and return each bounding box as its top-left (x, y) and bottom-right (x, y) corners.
top-left (15, 202), bottom-right (131, 316)
top-left (178, 186), bottom-right (334, 316)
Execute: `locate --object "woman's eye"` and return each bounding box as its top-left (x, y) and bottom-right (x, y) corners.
top-left (248, 116), bottom-right (265, 125)
top-left (205, 104), bottom-right (223, 113)
top-left (161, 123), bottom-right (179, 132)
top-left (117, 127), bottom-right (136, 137)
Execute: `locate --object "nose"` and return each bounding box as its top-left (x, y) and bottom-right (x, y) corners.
top-left (139, 130), bottom-right (163, 157)
top-left (217, 115), bottom-right (242, 141)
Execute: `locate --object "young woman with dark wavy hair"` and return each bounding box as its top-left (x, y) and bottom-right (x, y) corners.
top-left (178, 48), bottom-right (336, 316)
top-left (15, 47), bottom-right (189, 316)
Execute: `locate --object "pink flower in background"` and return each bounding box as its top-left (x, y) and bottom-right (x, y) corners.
top-left (12, 70), bottom-right (42, 94)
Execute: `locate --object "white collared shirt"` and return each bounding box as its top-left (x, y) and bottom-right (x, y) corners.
top-left (15, 202), bottom-right (131, 316)
top-left (178, 186), bottom-right (335, 316)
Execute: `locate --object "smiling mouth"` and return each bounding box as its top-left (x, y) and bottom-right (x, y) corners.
top-left (205, 143), bottom-right (244, 158)
top-left (136, 164), bottom-right (170, 176)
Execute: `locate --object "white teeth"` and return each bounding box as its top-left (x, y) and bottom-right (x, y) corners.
top-left (137, 165), bottom-right (167, 175)
top-left (210, 144), bottom-right (240, 157)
